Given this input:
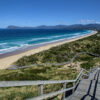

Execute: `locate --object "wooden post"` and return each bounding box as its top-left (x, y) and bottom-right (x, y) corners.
top-left (90, 67), bottom-right (91, 73)
top-left (62, 82), bottom-right (66, 100)
top-left (72, 82), bottom-right (75, 93)
top-left (80, 74), bottom-right (83, 81)
top-left (38, 84), bottom-right (43, 96)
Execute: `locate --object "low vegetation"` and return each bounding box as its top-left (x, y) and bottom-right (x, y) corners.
top-left (0, 67), bottom-right (77, 100)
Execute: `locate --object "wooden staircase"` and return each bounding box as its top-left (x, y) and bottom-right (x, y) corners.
top-left (67, 68), bottom-right (100, 100)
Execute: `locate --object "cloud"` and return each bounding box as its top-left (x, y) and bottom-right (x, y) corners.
top-left (95, 21), bottom-right (100, 24)
top-left (79, 19), bottom-right (100, 24)
top-left (80, 19), bottom-right (95, 24)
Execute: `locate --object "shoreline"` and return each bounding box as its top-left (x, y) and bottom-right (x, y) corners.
top-left (0, 30), bottom-right (97, 69)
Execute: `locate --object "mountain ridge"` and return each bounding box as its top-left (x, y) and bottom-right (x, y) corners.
top-left (7, 24), bottom-right (100, 30)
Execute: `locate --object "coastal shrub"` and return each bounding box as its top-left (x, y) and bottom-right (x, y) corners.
top-left (75, 54), bottom-right (94, 62)
top-left (80, 62), bottom-right (95, 70)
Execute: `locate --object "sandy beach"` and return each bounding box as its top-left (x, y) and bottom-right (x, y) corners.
top-left (0, 31), bottom-right (97, 69)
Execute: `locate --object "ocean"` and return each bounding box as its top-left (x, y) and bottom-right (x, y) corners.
top-left (0, 29), bottom-right (92, 54)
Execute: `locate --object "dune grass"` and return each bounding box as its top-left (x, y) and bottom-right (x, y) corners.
top-left (0, 67), bottom-right (77, 100)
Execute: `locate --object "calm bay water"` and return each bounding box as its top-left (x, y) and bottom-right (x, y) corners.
top-left (0, 29), bottom-right (92, 54)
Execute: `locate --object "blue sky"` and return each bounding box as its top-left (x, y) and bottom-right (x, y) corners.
top-left (0, 0), bottom-right (100, 28)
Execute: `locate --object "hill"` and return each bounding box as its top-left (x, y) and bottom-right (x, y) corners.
top-left (7, 24), bottom-right (100, 30)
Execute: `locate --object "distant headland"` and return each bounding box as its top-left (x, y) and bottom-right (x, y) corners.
top-left (7, 24), bottom-right (100, 30)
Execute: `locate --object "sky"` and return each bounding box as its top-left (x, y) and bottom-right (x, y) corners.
top-left (0, 0), bottom-right (100, 28)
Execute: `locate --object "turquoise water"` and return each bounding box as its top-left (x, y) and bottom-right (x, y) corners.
top-left (0, 29), bottom-right (92, 54)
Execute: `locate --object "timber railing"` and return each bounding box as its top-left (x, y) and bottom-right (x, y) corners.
top-left (0, 68), bottom-right (94, 100)
top-left (9, 52), bottom-right (100, 70)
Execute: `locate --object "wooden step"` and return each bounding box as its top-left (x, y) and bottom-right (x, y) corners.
top-left (66, 69), bottom-right (100, 100)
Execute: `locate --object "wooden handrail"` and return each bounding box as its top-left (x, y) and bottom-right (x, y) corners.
top-left (0, 69), bottom-right (85, 88)
top-left (9, 52), bottom-right (100, 70)
top-left (26, 67), bottom-right (97, 100)
top-left (0, 68), bottom-right (94, 100)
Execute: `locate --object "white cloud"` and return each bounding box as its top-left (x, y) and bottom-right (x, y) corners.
top-left (79, 19), bottom-right (100, 24)
top-left (95, 21), bottom-right (100, 24)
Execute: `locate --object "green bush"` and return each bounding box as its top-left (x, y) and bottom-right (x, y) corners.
top-left (81, 62), bottom-right (95, 70)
